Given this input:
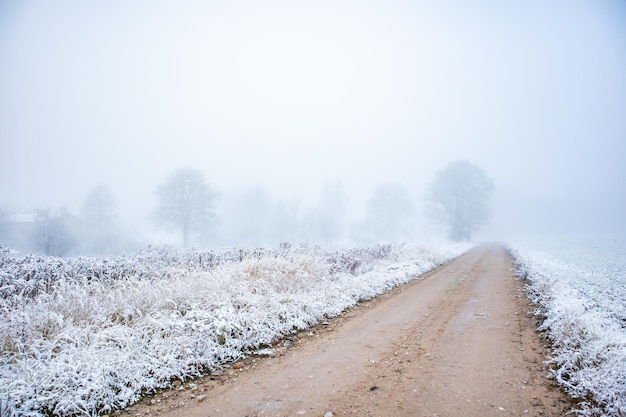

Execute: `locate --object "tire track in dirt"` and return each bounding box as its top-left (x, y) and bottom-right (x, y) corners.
top-left (125, 244), bottom-right (571, 417)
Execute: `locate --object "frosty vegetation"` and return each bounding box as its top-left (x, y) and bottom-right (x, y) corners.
top-left (510, 239), bottom-right (626, 417)
top-left (0, 242), bottom-right (470, 417)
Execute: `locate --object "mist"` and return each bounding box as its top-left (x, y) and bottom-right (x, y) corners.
top-left (1, 0), bottom-right (625, 252)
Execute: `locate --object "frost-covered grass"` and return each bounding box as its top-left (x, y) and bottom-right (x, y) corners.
top-left (0, 242), bottom-right (470, 417)
top-left (510, 238), bottom-right (626, 417)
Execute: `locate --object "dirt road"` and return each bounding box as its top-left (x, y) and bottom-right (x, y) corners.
top-left (127, 244), bottom-right (571, 417)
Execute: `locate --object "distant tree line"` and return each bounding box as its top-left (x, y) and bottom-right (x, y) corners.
top-left (153, 161), bottom-right (492, 248)
top-left (0, 161), bottom-right (492, 255)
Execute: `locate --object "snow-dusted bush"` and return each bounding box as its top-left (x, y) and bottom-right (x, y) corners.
top-left (510, 238), bottom-right (626, 417)
top-left (0, 242), bottom-right (469, 417)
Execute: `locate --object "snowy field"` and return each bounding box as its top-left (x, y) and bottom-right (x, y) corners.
top-left (0, 242), bottom-right (470, 417)
top-left (510, 238), bottom-right (626, 417)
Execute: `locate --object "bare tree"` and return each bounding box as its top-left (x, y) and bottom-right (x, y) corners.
top-left (273, 197), bottom-right (301, 244)
top-left (154, 168), bottom-right (219, 247)
top-left (82, 184), bottom-right (116, 254)
top-left (364, 182), bottom-right (414, 243)
top-left (428, 160), bottom-right (493, 242)
top-left (32, 209), bottom-right (75, 256)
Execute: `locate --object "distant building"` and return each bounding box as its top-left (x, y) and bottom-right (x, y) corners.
top-left (0, 209), bottom-right (85, 255)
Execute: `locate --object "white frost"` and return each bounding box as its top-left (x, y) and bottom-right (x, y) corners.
top-left (510, 238), bottom-right (626, 417)
top-left (0, 242), bottom-right (470, 416)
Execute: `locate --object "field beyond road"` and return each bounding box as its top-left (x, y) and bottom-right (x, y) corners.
top-left (127, 244), bottom-right (571, 417)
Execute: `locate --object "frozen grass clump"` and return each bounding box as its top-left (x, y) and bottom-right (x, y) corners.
top-left (0, 242), bottom-right (470, 417)
top-left (510, 238), bottom-right (626, 417)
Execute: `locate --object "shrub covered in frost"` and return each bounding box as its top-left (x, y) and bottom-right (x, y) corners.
top-left (510, 239), bottom-right (626, 417)
top-left (0, 242), bottom-right (469, 417)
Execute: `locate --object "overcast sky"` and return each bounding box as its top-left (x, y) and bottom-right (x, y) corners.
top-left (1, 0), bottom-right (625, 241)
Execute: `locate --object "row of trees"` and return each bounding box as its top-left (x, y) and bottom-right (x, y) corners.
top-left (216, 181), bottom-right (413, 247)
top-left (153, 161), bottom-right (493, 247)
top-left (0, 160), bottom-right (492, 255)
top-left (151, 169), bottom-right (417, 247)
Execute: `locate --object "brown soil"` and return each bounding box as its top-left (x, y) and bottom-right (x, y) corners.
top-left (121, 244), bottom-right (573, 417)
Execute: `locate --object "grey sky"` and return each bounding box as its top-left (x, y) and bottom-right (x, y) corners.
top-left (1, 0), bottom-right (625, 241)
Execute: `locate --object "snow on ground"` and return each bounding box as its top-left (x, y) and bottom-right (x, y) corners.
top-left (0, 242), bottom-right (470, 417)
top-left (509, 238), bottom-right (626, 417)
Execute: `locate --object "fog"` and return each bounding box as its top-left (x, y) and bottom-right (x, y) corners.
top-left (1, 1), bottom-right (625, 250)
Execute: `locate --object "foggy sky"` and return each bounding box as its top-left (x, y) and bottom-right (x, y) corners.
top-left (1, 0), bottom-right (625, 242)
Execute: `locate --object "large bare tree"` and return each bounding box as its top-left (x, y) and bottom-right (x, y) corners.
top-left (428, 160), bottom-right (493, 242)
top-left (154, 168), bottom-right (219, 247)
